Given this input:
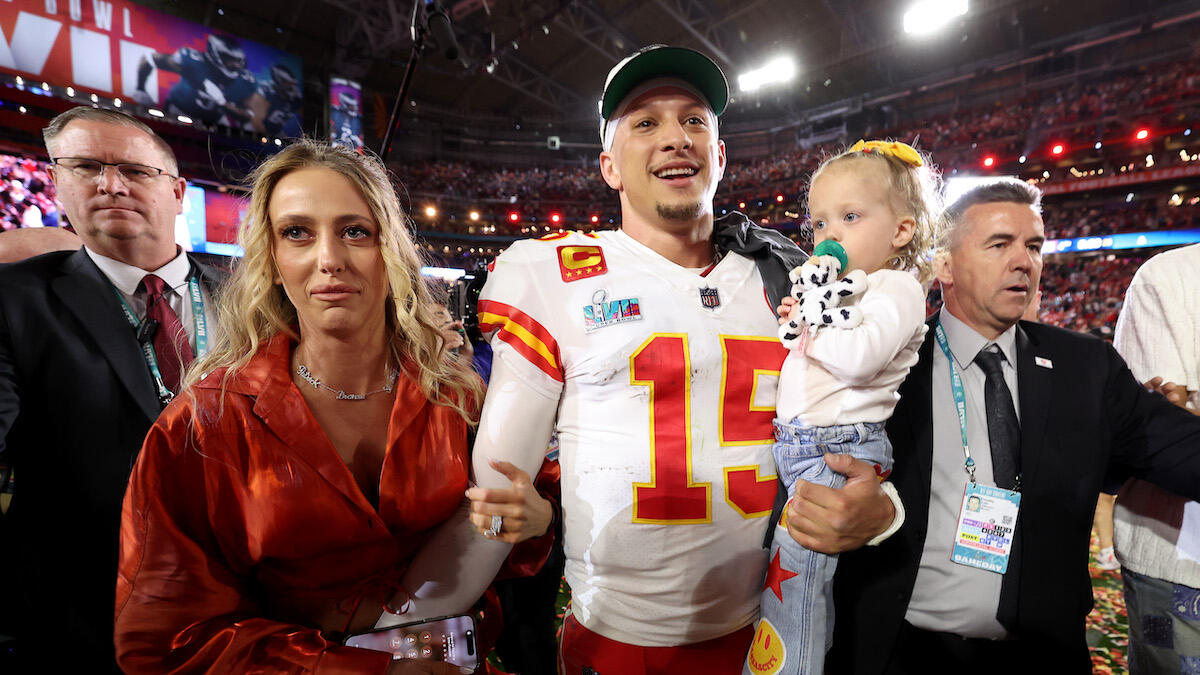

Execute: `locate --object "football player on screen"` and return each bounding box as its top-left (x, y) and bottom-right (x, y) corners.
top-left (134, 34), bottom-right (257, 128)
top-left (330, 90), bottom-right (363, 148)
top-left (245, 64), bottom-right (302, 137)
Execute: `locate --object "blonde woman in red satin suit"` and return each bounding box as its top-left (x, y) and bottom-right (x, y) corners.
top-left (114, 140), bottom-right (554, 674)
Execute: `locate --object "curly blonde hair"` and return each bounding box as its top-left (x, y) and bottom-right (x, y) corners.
top-left (808, 141), bottom-right (944, 283)
top-left (186, 139), bottom-right (481, 421)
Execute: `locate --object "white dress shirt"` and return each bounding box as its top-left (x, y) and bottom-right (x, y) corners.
top-left (85, 247), bottom-right (216, 351)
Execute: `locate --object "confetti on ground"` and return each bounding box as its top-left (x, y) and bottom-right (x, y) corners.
top-left (498, 531), bottom-right (1130, 670)
top-left (1088, 530), bottom-right (1128, 672)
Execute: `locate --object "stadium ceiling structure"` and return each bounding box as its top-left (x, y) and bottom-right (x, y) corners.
top-left (146, 0), bottom-right (1198, 128)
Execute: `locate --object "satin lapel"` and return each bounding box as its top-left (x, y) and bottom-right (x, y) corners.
top-left (52, 249), bottom-right (159, 422)
top-left (1015, 323), bottom-right (1051, 491)
top-left (250, 336), bottom-right (379, 517)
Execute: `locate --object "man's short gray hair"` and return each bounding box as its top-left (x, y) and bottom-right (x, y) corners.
top-left (43, 107), bottom-right (179, 174)
top-left (942, 177), bottom-right (1042, 250)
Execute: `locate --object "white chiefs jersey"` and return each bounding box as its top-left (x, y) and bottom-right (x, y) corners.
top-left (479, 229), bottom-right (787, 646)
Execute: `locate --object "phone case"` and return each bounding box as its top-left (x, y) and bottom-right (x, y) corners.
top-left (344, 614), bottom-right (477, 668)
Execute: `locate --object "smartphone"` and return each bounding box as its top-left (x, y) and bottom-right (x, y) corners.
top-left (344, 613), bottom-right (477, 669)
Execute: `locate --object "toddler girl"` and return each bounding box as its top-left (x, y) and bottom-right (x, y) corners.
top-left (744, 140), bottom-right (941, 675)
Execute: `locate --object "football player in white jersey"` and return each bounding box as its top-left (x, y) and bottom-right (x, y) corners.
top-left (377, 45), bottom-right (901, 674)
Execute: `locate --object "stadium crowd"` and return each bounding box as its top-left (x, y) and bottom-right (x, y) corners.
top-left (0, 155), bottom-right (57, 230)
top-left (394, 56), bottom-right (1199, 211)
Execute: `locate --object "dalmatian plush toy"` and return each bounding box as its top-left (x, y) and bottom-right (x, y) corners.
top-left (778, 253), bottom-right (868, 350)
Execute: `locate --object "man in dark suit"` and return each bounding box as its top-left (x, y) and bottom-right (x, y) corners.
top-left (0, 107), bottom-right (224, 671)
top-left (830, 178), bottom-right (1200, 673)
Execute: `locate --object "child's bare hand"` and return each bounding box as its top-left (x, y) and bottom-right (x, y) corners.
top-left (777, 296), bottom-right (798, 325)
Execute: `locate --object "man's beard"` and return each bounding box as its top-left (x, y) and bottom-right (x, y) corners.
top-left (656, 201), bottom-right (704, 222)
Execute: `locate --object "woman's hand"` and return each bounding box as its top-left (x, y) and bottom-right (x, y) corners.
top-left (466, 459), bottom-right (553, 543)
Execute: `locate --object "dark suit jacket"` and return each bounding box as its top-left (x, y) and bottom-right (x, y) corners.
top-left (831, 318), bottom-right (1200, 674)
top-left (0, 248), bottom-right (225, 670)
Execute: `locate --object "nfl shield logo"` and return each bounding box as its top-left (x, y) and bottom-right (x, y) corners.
top-left (698, 287), bottom-right (721, 309)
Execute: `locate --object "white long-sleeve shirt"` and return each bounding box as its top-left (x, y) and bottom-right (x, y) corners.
top-left (775, 268), bottom-right (927, 426)
top-left (1112, 243), bottom-right (1200, 587)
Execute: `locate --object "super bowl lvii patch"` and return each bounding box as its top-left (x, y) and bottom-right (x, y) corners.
top-left (583, 289), bottom-right (642, 332)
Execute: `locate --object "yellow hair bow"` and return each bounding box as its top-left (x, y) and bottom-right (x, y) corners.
top-left (848, 139), bottom-right (924, 167)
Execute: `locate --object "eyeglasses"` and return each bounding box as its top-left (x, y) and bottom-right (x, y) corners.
top-left (51, 157), bottom-right (177, 184)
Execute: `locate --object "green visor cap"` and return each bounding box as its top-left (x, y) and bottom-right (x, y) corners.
top-left (599, 45), bottom-right (729, 120)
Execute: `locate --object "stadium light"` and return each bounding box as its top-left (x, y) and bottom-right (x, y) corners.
top-left (590, 215), bottom-right (599, 223)
top-left (424, 206), bottom-right (437, 217)
top-left (738, 201), bottom-right (746, 209)
top-left (508, 211), bottom-right (519, 222)
top-left (903, 0), bottom-right (968, 37)
top-left (1135, 128), bottom-right (1150, 141)
top-left (1051, 143), bottom-right (1064, 156)
top-left (1094, 141), bottom-right (1102, 150)
top-left (944, 175), bottom-right (1003, 205)
top-left (550, 213), bottom-right (562, 224)
top-left (469, 211), bottom-right (480, 221)
top-left (1018, 155), bottom-right (1026, 164)
top-left (738, 56), bottom-right (797, 93)
top-left (982, 156), bottom-right (995, 168)
top-left (775, 194), bottom-right (785, 203)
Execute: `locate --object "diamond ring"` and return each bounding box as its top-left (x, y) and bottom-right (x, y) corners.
top-left (486, 515), bottom-right (503, 537)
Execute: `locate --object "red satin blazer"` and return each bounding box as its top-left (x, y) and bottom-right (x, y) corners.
top-left (114, 333), bottom-right (474, 673)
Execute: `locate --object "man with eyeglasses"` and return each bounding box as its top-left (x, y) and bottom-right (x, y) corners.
top-left (0, 106), bottom-right (225, 671)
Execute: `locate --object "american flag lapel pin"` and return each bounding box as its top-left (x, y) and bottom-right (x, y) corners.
top-left (1035, 356), bottom-right (1053, 369)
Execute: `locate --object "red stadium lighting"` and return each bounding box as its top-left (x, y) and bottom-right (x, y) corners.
top-left (1051, 143), bottom-right (1064, 156)
top-left (983, 156), bottom-right (995, 168)
top-left (550, 213), bottom-right (562, 224)
top-left (1135, 128), bottom-right (1150, 141)
top-left (508, 211), bottom-right (520, 222)
top-left (775, 194), bottom-right (784, 203)
top-left (590, 215), bottom-right (599, 223)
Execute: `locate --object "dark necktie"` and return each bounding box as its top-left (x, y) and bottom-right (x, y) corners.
top-left (139, 274), bottom-right (194, 393)
top-left (974, 346), bottom-right (1020, 490)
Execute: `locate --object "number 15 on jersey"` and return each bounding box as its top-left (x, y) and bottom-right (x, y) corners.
top-left (631, 334), bottom-right (786, 525)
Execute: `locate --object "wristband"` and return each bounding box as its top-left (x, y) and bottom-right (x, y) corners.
top-left (867, 481), bottom-right (905, 546)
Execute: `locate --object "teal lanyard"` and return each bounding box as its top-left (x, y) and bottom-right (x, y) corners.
top-left (934, 321), bottom-right (1021, 491)
top-left (934, 321), bottom-right (978, 484)
top-left (112, 275), bottom-right (209, 406)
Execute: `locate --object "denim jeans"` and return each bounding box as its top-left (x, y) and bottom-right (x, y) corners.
top-left (744, 419), bottom-right (893, 675)
top-left (1123, 568), bottom-right (1200, 675)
